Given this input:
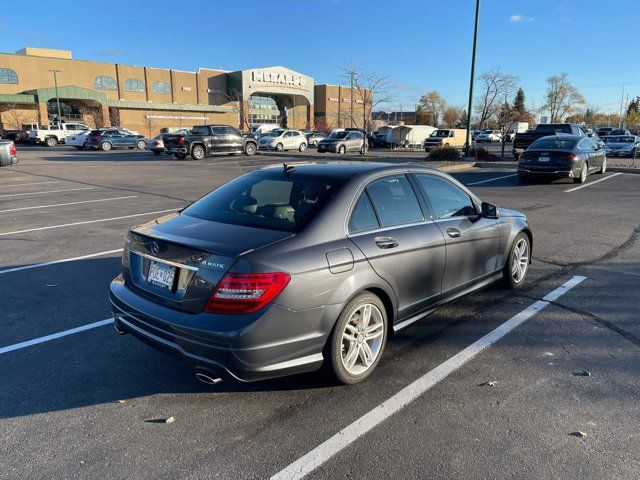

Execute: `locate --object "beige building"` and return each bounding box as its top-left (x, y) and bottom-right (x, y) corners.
top-left (0, 48), bottom-right (367, 136)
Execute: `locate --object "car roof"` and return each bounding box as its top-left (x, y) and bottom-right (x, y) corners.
top-left (535, 134), bottom-right (583, 140)
top-left (257, 162), bottom-right (440, 181)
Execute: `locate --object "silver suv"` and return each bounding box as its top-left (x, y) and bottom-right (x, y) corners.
top-left (317, 131), bottom-right (366, 155)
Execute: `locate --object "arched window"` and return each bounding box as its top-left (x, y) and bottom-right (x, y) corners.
top-left (0, 68), bottom-right (18, 84)
top-left (94, 75), bottom-right (117, 91)
top-left (152, 81), bottom-right (171, 94)
top-left (124, 78), bottom-right (145, 92)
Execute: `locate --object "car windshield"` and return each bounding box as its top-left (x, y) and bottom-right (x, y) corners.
top-left (529, 138), bottom-right (578, 150)
top-left (182, 171), bottom-right (343, 232)
top-left (606, 136), bottom-right (634, 143)
top-left (329, 131), bottom-right (349, 139)
top-left (431, 130), bottom-right (450, 137)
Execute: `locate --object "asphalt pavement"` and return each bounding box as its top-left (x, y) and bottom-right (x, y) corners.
top-left (1, 145), bottom-right (638, 479)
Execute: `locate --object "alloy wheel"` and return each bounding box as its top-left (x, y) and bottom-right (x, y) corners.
top-left (511, 238), bottom-right (529, 283)
top-left (340, 303), bottom-right (385, 376)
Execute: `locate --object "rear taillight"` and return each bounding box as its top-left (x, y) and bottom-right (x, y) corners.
top-left (565, 153), bottom-right (578, 161)
top-left (204, 272), bottom-right (291, 314)
top-left (9, 143), bottom-right (16, 155)
top-left (178, 136), bottom-right (185, 145)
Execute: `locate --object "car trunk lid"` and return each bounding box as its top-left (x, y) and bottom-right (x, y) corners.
top-left (123, 213), bottom-right (294, 313)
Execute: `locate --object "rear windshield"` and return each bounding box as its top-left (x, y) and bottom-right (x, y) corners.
top-left (529, 137), bottom-right (578, 150)
top-left (182, 171), bottom-right (343, 232)
top-left (605, 136), bottom-right (634, 143)
top-left (535, 124), bottom-right (572, 133)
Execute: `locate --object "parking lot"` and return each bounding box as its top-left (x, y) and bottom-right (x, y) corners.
top-left (1, 146), bottom-right (639, 480)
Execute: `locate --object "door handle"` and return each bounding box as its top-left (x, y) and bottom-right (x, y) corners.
top-left (446, 227), bottom-right (462, 238)
top-left (374, 237), bottom-right (399, 249)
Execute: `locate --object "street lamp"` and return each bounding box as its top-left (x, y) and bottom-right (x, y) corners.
top-left (464, 0), bottom-right (481, 156)
top-left (48, 69), bottom-right (63, 124)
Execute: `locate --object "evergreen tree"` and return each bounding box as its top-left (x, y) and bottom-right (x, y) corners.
top-left (512, 88), bottom-right (526, 116)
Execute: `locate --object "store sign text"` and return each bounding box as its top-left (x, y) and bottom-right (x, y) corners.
top-left (252, 71), bottom-right (306, 87)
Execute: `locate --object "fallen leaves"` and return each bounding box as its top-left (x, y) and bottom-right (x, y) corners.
top-left (570, 431), bottom-right (588, 438)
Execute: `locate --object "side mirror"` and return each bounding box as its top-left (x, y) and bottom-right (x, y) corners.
top-left (481, 202), bottom-right (499, 219)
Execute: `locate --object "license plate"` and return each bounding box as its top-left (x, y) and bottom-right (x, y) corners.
top-left (538, 156), bottom-right (550, 162)
top-left (147, 261), bottom-right (176, 289)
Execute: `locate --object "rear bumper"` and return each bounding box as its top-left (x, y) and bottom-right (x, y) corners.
top-left (109, 276), bottom-right (335, 382)
top-left (517, 166), bottom-right (574, 178)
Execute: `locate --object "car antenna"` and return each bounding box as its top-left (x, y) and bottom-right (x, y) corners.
top-left (283, 163), bottom-right (295, 174)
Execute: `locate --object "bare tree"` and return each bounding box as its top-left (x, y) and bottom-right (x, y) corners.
top-left (474, 68), bottom-right (518, 129)
top-left (418, 91), bottom-right (446, 126)
top-left (339, 63), bottom-right (392, 137)
top-left (543, 73), bottom-right (585, 123)
top-left (76, 104), bottom-right (106, 129)
top-left (0, 103), bottom-right (36, 131)
top-left (143, 113), bottom-right (157, 138)
top-left (210, 88), bottom-right (252, 131)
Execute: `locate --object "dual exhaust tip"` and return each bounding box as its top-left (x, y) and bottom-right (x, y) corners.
top-left (195, 367), bottom-right (223, 385)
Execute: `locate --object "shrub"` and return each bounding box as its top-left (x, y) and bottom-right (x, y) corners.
top-left (427, 146), bottom-right (461, 161)
top-left (469, 146), bottom-right (499, 161)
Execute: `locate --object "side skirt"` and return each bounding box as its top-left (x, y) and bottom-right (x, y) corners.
top-left (393, 272), bottom-right (503, 332)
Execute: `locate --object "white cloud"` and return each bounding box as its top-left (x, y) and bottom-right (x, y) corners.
top-left (509, 14), bottom-right (534, 23)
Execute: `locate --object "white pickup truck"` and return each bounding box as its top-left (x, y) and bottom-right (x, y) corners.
top-left (28, 122), bottom-right (90, 147)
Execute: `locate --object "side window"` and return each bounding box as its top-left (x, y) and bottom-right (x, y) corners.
top-left (415, 174), bottom-right (477, 219)
top-left (284, 131), bottom-right (293, 138)
top-left (366, 175), bottom-right (424, 227)
top-left (211, 127), bottom-right (226, 135)
top-left (449, 131), bottom-right (455, 137)
top-left (224, 126), bottom-right (240, 136)
top-left (65, 125), bottom-right (76, 131)
top-left (348, 193), bottom-right (380, 233)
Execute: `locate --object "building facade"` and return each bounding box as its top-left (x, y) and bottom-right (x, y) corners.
top-left (0, 48), bottom-right (366, 136)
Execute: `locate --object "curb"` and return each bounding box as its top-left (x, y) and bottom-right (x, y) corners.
top-left (435, 162), bottom-right (476, 172)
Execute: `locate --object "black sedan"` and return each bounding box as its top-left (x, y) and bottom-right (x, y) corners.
top-left (518, 134), bottom-right (607, 184)
top-left (110, 163), bottom-right (532, 385)
top-left (84, 129), bottom-right (146, 151)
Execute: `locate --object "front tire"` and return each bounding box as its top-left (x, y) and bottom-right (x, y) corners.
top-left (328, 292), bottom-right (387, 384)
top-left (338, 145), bottom-right (346, 155)
top-left (244, 142), bottom-right (256, 156)
top-left (136, 140), bottom-right (145, 149)
top-left (191, 144), bottom-right (205, 160)
top-left (275, 143), bottom-right (284, 152)
top-left (573, 162), bottom-right (588, 183)
top-left (503, 233), bottom-right (530, 289)
top-left (299, 142), bottom-right (307, 152)
top-left (45, 137), bottom-right (58, 147)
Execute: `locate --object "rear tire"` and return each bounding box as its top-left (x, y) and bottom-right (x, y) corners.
top-left (275, 143), bottom-right (284, 152)
top-left (503, 232), bottom-right (530, 289)
top-left (136, 140), bottom-right (145, 149)
top-left (191, 144), bottom-right (205, 160)
top-left (597, 157), bottom-right (607, 174)
top-left (327, 292), bottom-right (388, 385)
top-left (100, 141), bottom-right (112, 151)
top-left (338, 145), bottom-right (346, 155)
top-left (573, 162), bottom-right (588, 183)
top-left (45, 137), bottom-right (57, 147)
top-left (299, 142), bottom-right (306, 152)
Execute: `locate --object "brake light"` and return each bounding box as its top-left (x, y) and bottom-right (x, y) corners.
top-left (9, 143), bottom-right (16, 155)
top-left (178, 136), bottom-right (185, 145)
top-left (565, 153), bottom-right (578, 161)
top-left (519, 152), bottom-right (532, 159)
top-left (204, 272), bottom-right (291, 314)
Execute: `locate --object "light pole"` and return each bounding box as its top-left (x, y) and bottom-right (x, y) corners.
top-left (464, 0), bottom-right (481, 156)
top-left (48, 69), bottom-right (63, 124)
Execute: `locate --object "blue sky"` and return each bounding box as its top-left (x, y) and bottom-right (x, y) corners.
top-left (1, 0), bottom-right (638, 113)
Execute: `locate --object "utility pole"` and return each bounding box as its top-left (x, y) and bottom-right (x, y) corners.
top-left (464, 0), bottom-right (481, 156)
top-left (350, 70), bottom-right (355, 128)
top-left (49, 69), bottom-right (63, 124)
top-left (618, 83), bottom-right (626, 129)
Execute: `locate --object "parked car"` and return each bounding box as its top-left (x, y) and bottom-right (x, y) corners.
top-left (317, 130), bottom-right (366, 154)
top-left (512, 124), bottom-right (588, 159)
top-left (504, 122), bottom-right (529, 142)
top-left (66, 128), bottom-right (95, 149)
top-left (110, 163), bottom-right (532, 384)
top-left (603, 135), bottom-right (640, 157)
top-left (145, 128), bottom-right (190, 155)
top-left (0, 140), bottom-right (17, 166)
top-left (250, 123), bottom-right (281, 136)
top-left (306, 131), bottom-right (327, 147)
top-left (1, 130), bottom-right (21, 142)
top-left (258, 129), bottom-right (307, 152)
top-left (84, 129), bottom-right (146, 151)
top-left (596, 127), bottom-right (614, 138)
top-left (476, 130), bottom-right (502, 142)
top-left (609, 129), bottom-right (631, 136)
top-left (517, 134), bottom-right (606, 183)
top-left (163, 125), bottom-right (257, 159)
top-left (28, 122), bottom-right (90, 147)
top-left (424, 129), bottom-right (467, 151)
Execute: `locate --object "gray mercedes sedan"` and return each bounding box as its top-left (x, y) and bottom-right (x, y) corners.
top-left (110, 163), bottom-right (532, 385)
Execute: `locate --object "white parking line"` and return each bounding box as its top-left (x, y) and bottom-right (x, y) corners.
top-left (0, 208), bottom-right (178, 237)
top-left (0, 249), bottom-right (123, 275)
top-left (0, 318), bottom-right (114, 355)
top-left (271, 276), bottom-right (587, 480)
top-left (0, 187), bottom-right (95, 198)
top-left (0, 195), bottom-right (138, 214)
top-left (564, 172), bottom-right (623, 192)
top-left (466, 174), bottom-right (517, 186)
top-left (0, 181), bottom-right (59, 188)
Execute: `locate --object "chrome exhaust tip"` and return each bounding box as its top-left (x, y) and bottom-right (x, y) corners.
top-left (195, 368), bottom-right (223, 385)
top-left (113, 320), bottom-right (127, 335)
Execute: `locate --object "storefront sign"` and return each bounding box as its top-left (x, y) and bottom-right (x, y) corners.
top-left (252, 70), bottom-right (306, 87)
